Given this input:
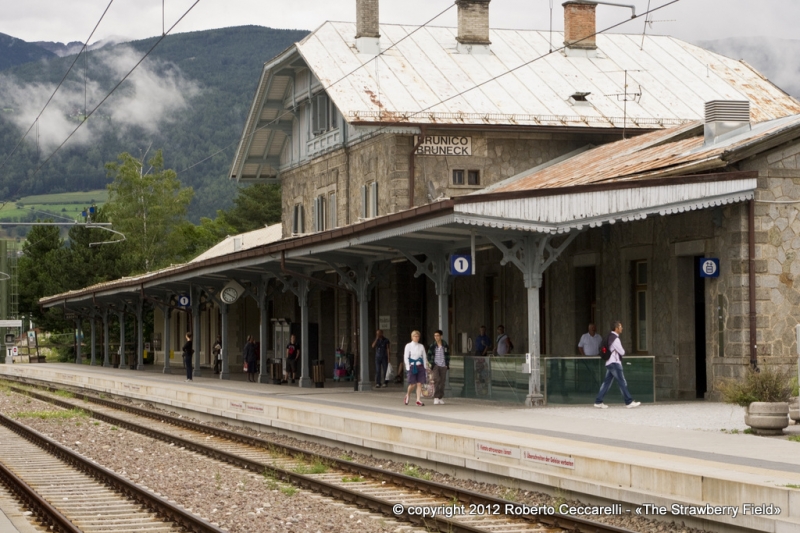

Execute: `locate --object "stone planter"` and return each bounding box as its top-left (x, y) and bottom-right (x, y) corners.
top-left (744, 402), bottom-right (789, 435)
top-left (790, 397), bottom-right (800, 423)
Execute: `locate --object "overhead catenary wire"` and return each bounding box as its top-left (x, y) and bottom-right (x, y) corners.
top-left (0, 0), bottom-right (116, 175)
top-left (6, 0), bottom-right (202, 204)
top-left (194, 0), bottom-right (679, 179)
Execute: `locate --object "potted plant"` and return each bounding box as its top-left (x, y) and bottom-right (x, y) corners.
top-left (717, 367), bottom-right (792, 435)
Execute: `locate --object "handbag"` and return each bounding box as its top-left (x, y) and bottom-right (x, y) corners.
top-left (243, 362), bottom-right (248, 372)
top-left (385, 362), bottom-right (397, 381)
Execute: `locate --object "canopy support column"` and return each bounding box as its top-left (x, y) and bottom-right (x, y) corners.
top-left (102, 308), bottom-right (110, 367)
top-left (118, 310), bottom-right (126, 369)
top-left (191, 287), bottom-right (202, 378)
top-left (136, 298), bottom-right (144, 370)
top-left (487, 232), bottom-right (579, 407)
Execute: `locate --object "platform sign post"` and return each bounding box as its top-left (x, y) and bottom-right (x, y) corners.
top-left (4, 333), bottom-right (15, 364)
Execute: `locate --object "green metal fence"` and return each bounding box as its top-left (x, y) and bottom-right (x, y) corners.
top-left (544, 356), bottom-right (655, 405)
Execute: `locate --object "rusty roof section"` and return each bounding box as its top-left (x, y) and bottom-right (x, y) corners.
top-left (482, 114), bottom-right (800, 193)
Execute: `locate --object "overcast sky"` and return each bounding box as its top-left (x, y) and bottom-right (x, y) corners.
top-left (2, 0), bottom-right (798, 46)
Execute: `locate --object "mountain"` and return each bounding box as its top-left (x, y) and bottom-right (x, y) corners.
top-left (0, 26), bottom-right (308, 221)
top-left (32, 40), bottom-right (87, 57)
top-left (0, 33), bottom-right (57, 70)
top-left (697, 37), bottom-right (800, 99)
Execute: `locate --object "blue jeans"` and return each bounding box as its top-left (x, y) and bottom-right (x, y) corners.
top-left (595, 362), bottom-right (633, 405)
top-left (375, 353), bottom-right (388, 384)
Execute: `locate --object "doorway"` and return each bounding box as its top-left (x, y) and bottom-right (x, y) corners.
top-left (574, 266), bottom-right (597, 339)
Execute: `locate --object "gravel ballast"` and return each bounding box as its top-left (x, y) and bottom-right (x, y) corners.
top-left (0, 384), bottom-right (739, 533)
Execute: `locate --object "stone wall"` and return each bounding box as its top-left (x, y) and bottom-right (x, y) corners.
top-left (279, 130), bottom-right (616, 237)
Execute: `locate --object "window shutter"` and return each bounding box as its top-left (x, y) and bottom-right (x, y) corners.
top-left (360, 185), bottom-right (367, 219)
top-left (299, 205), bottom-right (305, 234)
top-left (312, 198), bottom-right (319, 232)
top-left (370, 182), bottom-right (378, 218)
top-left (329, 192), bottom-right (337, 229)
top-left (292, 205), bottom-right (299, 234)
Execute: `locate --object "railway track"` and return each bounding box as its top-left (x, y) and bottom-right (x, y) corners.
top-left (4, 378), bottom-right (635, 533)
top-left (0, 410), bottom-right (223, 533)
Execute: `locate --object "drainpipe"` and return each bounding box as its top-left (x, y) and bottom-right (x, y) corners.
top-left (748, 199), bottom-right (758, 370)
top-left (408, 127), bottom-right (427, 208)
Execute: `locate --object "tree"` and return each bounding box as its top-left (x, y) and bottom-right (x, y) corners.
top-left (17, 223), bottom-right (69, 329)
top-left (218, 183), bottom-right (281, 233)
top-left (105, 150), bottom-right (193, 273)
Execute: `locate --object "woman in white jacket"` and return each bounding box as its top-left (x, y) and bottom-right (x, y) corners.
top-left (403, 330), bottom-right (428, 406)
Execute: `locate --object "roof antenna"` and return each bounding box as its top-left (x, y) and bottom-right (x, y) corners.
top-left (640, 0), bottom-right (652, 50)
top-left (549, 0), bottom-right (554, 53)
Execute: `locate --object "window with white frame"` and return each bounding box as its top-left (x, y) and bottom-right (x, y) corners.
top-left (360, 182), bottom-right (378, 219)
top-left (311, 93), bottom-right (336, 136)
top-left (328, 191), bottom-right (337, 229)
top-left (292, 204), bottom-right (305, 234)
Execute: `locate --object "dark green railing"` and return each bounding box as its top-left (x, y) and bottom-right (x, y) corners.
top-left (544, 356), bottom-right (655, 405)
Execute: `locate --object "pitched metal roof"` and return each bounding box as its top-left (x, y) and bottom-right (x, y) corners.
top-left (482, 113), bottom-right (800, 192)
top-left (300, 22), bottom-right (800, 128)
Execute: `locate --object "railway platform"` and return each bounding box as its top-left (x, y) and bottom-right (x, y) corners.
top-left (1, 363), bottom-right (799, 533)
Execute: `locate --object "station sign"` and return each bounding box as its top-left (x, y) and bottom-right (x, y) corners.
top-left (450, 254), bottom-right (473, 276)
top-left (177, 294), bottom-right (191, 307)
top-left (413, 135), bottom-right (472, 156)
top-left (699, 258), bottom-right (720, 278)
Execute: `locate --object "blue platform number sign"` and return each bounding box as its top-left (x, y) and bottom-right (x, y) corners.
top-left (699, 258), bottom-right (720, 278)
top-left (177, 294), bottom-right (191, 307)
top-left (450, 254), bottom-right (472, 276)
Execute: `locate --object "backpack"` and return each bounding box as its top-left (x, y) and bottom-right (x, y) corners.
top-left (599, 333), bottom-right (615, 361)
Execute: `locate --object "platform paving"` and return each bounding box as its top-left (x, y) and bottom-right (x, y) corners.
top-left (1, 363), bottom-right (799, 533)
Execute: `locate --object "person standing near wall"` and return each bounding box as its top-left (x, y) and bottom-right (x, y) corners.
top-left (474, 326), bottom-right (491, 356)
top-left (495, 325), bottom-right (513, 355)
top-left (285, 334), bottom-right (300, 384)
top-left (212, 335), bottom-right (222, 374)
top-left (578, 323), bottom-right (602, 356)
top-left (594, 321), bottom-right (641, 409)
top-left (428, 330), bottom-right (450, 405)
top-left (372, 329), bottom-right (390, 388)
top-left (182, 332), bottom-right (193, 382)
top-left (244, 335), bottom-right (258, 382)
top-left (403, 330), bottom-right (428, 406)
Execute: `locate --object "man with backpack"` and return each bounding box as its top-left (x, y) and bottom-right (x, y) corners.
top-left (594, 321), bottom-right (640, 409)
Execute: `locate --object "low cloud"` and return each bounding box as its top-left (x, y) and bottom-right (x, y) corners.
top-left (0, 45), bottom-right (201, 151)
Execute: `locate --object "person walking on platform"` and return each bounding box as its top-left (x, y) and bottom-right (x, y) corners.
top-left (494, 325), bottom-right (513, 355)
top-left (474, 326), bottom-right (491, 357)
top-left (428, 330), bottom-right (450, 405)
top-left (403, 330), bottom-right (428, 406)
top-left (244, 335), bottom-right (258, 382)
top-left (182, 332), bottom-right (193, 382)
top-left (285, 334), bottom-right (300, 384)
top-left (372, 329), bottom-right (390, 388)
top-left (212, 335), bottom-right (222, 374)
top-left (594, 321), bottom-right (640, 409)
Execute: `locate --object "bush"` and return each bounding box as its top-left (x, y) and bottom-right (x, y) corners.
top-left (718, 367), bottom-right (793, 406)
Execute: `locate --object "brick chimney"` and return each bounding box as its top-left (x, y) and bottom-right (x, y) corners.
top-left (356, 0), bottom-right (380, 54)
top-left (456, 0), bottom-right (491, 53)
top-left (563, 1), bottom-right (597, 51)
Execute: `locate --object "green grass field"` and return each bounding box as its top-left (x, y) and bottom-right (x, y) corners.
top-left (0, 190), bottom-right (108, 221)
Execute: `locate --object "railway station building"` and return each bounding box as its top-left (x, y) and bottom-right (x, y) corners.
top-left (39, 0), bottom-right (800, 403)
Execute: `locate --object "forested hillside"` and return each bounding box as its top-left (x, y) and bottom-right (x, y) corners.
top-left (0, 33), bottom-right (56, 70)
top-left (0, 26), bottom-right (308, 221)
